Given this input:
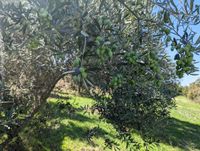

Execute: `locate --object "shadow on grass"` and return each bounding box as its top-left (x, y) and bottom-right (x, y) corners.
top-left (23, 100), bottom-right (110, 150)
top-left (156, 118), bottom-right (200, 151)
top-left (40, 100), bottom-right (95, 123)
top-left (32, 121), bottom-right (108, 149)
top-left (22, 98), bottom-right (200, 151)
top-left (49, 93), bottom-right (71, 100)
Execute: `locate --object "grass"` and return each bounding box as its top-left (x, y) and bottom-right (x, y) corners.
top-left (20, 95), bottom-right (121, 151)
top-left (18, 95), bottom-right (200, 151)
top-left (158, 96), bottom-right (200, 151)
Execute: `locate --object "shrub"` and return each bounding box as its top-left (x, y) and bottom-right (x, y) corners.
top-left (184, 79), bottom-right (200, 102)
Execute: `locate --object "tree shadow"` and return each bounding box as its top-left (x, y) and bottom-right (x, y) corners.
top-left (49, 93), bottom-right (71, 100)
top-left (27, 118), bottom-right (109, 150)
top-left (32, 121), bottom-right (109, 148)
top-left (19, 96), bottom-right (200, 151)
top-left (40, 100), bottom-right (95, 123)
top-left (22, 100), bottom-right (111, 150)
top-left (155, 118), bottom-right (200, 151)
top-left (28, 110), bottom-right (200, 151)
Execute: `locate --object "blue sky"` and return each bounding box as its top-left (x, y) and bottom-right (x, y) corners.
top-left (179, 58), bottom-right (200, 86)
top-left (168, 26), bottom-right (200, 86)
top-left (162, 0), bottom-right (200, 86)
top-left (180, 1), bottom-right (200, 86)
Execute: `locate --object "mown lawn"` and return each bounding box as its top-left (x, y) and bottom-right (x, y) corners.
top-left (19, 95), bottom-right (200, 151)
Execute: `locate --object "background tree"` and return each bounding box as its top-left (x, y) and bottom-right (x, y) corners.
top-left (183, 78), bottom-right (200, 102)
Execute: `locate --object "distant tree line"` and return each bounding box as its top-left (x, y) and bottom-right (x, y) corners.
top-left (183, 78), bottom-right (200, 102)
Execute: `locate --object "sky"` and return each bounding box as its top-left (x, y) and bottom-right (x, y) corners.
top-left (168, 26), bottom-right (200, 86)
top-left (180, 1), bottom-right (200, 86)
top-left (179, 58), bottom-right (200, 86)
top-left (162, 0), bottom-right (200, 86)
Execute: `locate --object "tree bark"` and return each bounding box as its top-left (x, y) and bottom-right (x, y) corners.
top-left (0, 70), bottom-right (72, 149)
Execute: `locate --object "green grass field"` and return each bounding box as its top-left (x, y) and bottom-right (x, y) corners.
top-left (19, 95), bottom-right (200, 151)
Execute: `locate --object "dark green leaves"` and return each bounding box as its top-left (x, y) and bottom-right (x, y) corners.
top-left (73, 57), bottom-right (81, 67)
top-left (190, 0), bottom-right (194, 11)
top-left (195, 36), bottom-right (200, 45)
top-left (163, 11), bottom-right (170, 23)
top-left (126, 51), bottom-right (137, 64)
top-left (170, 0), bottom-right (178, 12)
top-left (110, 74), bottom-right (123, 88)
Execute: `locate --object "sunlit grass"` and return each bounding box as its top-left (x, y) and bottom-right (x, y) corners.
top-left (19, 95), bottom-right (200, 151)
top-left (157, 96), bottom-right (200, 151)
top-left (171, 96), bottom-right (200, 125)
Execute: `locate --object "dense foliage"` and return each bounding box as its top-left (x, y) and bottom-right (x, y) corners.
top-left (0, 0), bottom-right (200, 149)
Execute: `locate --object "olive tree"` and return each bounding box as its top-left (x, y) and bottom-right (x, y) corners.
top-left (0, 0), bottom-right (200, 149)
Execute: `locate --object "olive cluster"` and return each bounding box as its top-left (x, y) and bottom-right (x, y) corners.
top-left (174, 43), bottom-right (194, 78)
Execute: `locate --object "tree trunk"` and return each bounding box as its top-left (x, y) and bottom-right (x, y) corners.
top-left (1, 71), bottom-right (68, 149)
